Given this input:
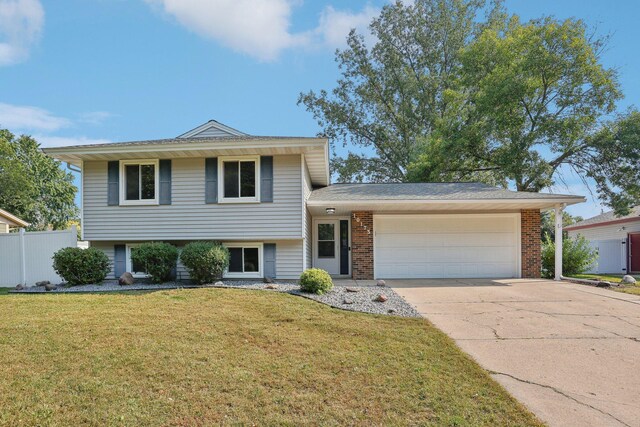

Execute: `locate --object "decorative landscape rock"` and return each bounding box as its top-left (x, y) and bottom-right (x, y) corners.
top-left (345, 287), bottom-right (359, 293)
top-left (214, 281), bottom-right (224, 286)
top-left (375, 294), bottom-right (388, 302)
top-left (596, 281), bottom-right (612, 288)
top-left (15, 284), bottom-right (24, 290)
top-left (343, 298), bottom-right (354, 305)
top-left (376, 280), bottom-right (386, 287)
top-left (44, 283), bottom-right (56, 291)
top-left (35, 280), bottom-right (50, 287)
top-left (264, 284), bottom-right (278, 289)
top-left (119, 272), bottom-right (134, 286)
top-left (263, 276), bottom-right (274, 284)
top-left (622, 275), bottom-right (637, 284)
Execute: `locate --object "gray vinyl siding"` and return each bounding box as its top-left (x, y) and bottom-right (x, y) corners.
top-left (83, 155), bottom-right (303, 240)
top-left (91, 240), bottom-right (303, 280)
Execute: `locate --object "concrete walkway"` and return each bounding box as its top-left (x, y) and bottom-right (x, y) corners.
top-left (390, 279), bottom-right (640, 427)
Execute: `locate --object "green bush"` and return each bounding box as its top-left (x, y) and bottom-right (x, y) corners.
top-left (179, 241), bottom-right (230, 285)
top-left (129, 242), bottom-right (179, 283)
top-left (541, 234), bottom-right (598, 279)
top-left (52, 247), bottom-right (110, 286)
top-left (299, 268), bottom-right (333, 294)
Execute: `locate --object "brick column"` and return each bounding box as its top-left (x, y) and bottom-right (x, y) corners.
top-left (521, 209), bottom-right (541, 278)
top-left (351, 211), bottom-right (374, 280)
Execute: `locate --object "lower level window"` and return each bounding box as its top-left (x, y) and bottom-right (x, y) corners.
top-left (225, 244), bottom-right (262, 277)
top-left (126, 244), bottom-right (149, 278)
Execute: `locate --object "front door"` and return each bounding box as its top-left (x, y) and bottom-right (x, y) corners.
top-left (314, 219), bottom-right (349, 275)
top-left (629, 234), bottom-right (640, 273)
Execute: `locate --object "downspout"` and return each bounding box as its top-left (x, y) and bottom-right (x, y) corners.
top-left (66, 162), bottom-right (81, 173)
top-left (67, 162), bottom-right (83, 241)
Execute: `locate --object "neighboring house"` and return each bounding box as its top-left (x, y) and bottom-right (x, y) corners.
top-left (44, 120), bottom-right (584, 281)
top-left (0, 209), bottom-right (28, 233)
top-left (566, 207), bottom-right (640, 275)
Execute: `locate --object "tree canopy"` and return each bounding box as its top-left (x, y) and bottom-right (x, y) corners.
top-left (0, 129), bottom-right (78, 230)
top-left (299, 0), bottom-right (640, 215)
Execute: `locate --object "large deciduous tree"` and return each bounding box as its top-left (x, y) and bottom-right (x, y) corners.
top-left (299, 0), bottom-right (640, 215)
top-left (0, 129), bottom-right (78, 230)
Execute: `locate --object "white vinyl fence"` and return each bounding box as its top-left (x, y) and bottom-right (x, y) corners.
top-left (0, 227), bottom-right (77, 287)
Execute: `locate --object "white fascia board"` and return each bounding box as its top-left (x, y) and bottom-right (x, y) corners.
top-left (307, 197), bottom-right (586, 207)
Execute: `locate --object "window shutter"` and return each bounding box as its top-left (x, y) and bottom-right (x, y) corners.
top-left (107, 161), bottom-right (119, 206)
top-left (260, 156), bottom-right (273, 203)
top-left (264, 243), bottom-right (276, 278)
top-left (114, 244), bottom-right (126, 277)
top-left (159, 159), bottom-right (172, 205)
top-left (205, 158), bottom-right (218, 204)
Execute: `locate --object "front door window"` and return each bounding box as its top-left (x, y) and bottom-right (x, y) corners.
top-left (317, 223), bottom-right (335, 258)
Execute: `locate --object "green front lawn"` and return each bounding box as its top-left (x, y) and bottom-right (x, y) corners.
top-left (570, 274), bottom-right (640, 295)
top-left (0, 289), bottom-right (541, 426)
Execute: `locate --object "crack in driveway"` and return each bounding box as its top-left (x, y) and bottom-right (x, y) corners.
top-left (489, 370), bottom-right (632, 427)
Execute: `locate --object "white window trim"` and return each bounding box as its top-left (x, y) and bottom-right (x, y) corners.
top-left (125, 243), bottom-right (151, 278)
top-left (218, 155), bottom-right (260, 204)
top-left (223, 242), bottom-right (263, 278)
top-left (119, 159), bottom-right (159, 206)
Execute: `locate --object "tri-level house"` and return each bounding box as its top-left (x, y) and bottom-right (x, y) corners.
top-left (45, 120), bottom-right (585, 281)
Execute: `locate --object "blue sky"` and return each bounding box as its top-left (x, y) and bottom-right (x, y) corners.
top-left (1, 0), bottom-right (638, 219)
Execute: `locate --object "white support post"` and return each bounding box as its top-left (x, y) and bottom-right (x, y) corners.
top-left (554, 204), bottom-right (564, 281)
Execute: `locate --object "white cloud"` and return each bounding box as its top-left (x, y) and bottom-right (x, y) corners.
top-left (315, 5), bottom-right (379, 49)
top-left (0, 0), bottom-right (44, 66)
top-left (34, 135), bottom-right (112, 148)
top-left (143, 1), bottom-right (380, 61)
top-left (0, 102), bottom-right (70, 131)
top-left (78, 111), bottom-right (113, 125)
top-left (144, 0), bottom-right (307, 61)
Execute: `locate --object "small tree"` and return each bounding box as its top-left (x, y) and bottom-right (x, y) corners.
top-left (541, 234), bottom-right (597, 279)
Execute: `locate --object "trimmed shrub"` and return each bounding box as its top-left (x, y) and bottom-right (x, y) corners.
top-left (52, 247), bottom-right (110, 286)
top-left (541, 234), bottom-right (598, 279)
top-left (299, 268), bottom-right (333, 294)
top-left (179, 241), bottom-right (230, 285)
top-left (130, 242), bottom-right (179, 283)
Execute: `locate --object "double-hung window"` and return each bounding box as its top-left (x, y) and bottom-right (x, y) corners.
top-left (219, 156), bottom-right (259, 203)
top-left (225, 243), bottom-right (262, 278)
top-left (120, 159), bottom-right (159, 205)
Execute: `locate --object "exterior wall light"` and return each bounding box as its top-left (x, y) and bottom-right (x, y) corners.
top-left (326, 207), bottom-right (336, 215)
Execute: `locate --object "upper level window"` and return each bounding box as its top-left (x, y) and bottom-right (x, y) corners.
top-left (219, 156), bottom-right (260, 203)
top-left (120, 160), bottom-right (158, 205)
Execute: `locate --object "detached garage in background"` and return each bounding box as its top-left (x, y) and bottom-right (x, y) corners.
top-left (566, 207), bottom-right (640, 275)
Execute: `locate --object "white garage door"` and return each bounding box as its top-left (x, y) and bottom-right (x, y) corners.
top-left (374, 214), bottom-right (520, 279)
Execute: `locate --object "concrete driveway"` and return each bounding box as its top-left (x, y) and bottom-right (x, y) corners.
top-left (390, 279), bottom-right (640, 427)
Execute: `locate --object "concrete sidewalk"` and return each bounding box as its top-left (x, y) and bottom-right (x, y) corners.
top-left (390, 279), bottom-right (640, 427)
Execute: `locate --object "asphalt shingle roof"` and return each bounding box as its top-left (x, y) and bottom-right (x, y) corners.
top-left (43, 135), bottom-right (322, 150)
top-left (566, 206), bottom-right (640, 229)
top-left (309, 182), bottom-right (583, 201)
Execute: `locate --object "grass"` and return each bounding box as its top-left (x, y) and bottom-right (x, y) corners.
top-left (570, 274), bottom-right (640, 295)
top-left (0, 288), bottom-right (541, 426)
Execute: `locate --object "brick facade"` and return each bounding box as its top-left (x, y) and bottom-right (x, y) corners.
top-left (521, 209), bottom-right (541, 278)
top-left (351, 211), bottom-right (374, 280)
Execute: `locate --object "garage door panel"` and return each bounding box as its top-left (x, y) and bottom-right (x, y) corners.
top-left (375, 215), bottom-right (519, 279)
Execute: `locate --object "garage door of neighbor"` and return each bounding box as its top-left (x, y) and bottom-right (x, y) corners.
top-left (374, 214), bottom-right (520, 279)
